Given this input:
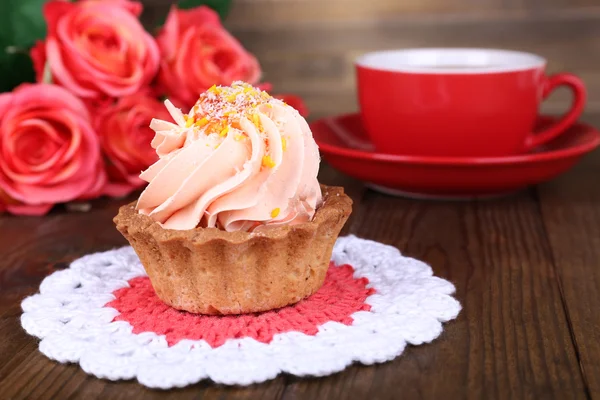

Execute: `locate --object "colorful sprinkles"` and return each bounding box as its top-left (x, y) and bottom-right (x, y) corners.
top-left (185, 81), bottom-right (280, 137)
top-left (184, 81), bottom-right (285, 170)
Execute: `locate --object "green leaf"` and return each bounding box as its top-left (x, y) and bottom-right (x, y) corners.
top-left (0, 50), bottom-right (36, 92)
top-left (0, 0), bottom-right (47, 91)
top-left (178, 0), bottom-right (233, 21)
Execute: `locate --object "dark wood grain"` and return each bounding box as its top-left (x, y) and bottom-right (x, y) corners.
top-left (0, 155), bottom-right (597, 398)
top-left (281, 184), bottom-right (588, 399)
top-left (224, 0), bottom-right (600, 27)
top-left (0, 194), bottom-right (292, 400)
top-left (535, 114), bottom-right (600, 398)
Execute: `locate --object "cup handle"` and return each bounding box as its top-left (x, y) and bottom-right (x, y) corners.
top-left (524, 73), bottom-right (587, 150)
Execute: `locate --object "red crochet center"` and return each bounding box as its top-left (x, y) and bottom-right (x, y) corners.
top-left (107, 263), bottom-right (375, 348)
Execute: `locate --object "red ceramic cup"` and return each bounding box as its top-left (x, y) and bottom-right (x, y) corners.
top-left (356, 48), bottom-right (587, 157)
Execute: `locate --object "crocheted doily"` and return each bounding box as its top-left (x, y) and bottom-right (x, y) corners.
top-left (21, 235), bottom-right (461, 389)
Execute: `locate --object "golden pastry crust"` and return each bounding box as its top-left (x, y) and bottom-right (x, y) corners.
top-left (114, 185), bottom-right (353, 315)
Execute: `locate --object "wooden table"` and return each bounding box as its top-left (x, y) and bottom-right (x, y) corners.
top-left (1, 118), bottom-right (599, 400)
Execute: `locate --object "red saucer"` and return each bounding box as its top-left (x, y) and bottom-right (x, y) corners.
top-left (311, 113), bottom-right (600, 198)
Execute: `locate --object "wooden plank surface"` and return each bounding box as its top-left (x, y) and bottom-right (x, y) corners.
top-left (535, 113), bottom-right (600, 398)
top-left (225, 0), bottom-right (600, 28)
top-left (281, 174), bottom-right (587, 399)
top-left (1, 151), bottom-right (598, 398)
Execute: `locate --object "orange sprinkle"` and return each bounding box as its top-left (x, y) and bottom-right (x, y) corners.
top-left (219, 125), bottom-right (230, 137)
top-left (184, 115), bottom-right (194, 128)
top-left (270, 208), bottom-right (280, 218)
top-left (262, 155), bottom-right (275, 168)
top-left (281, 136), bottom-right (287, 151)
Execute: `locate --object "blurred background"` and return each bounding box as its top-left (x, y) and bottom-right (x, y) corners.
top-left (140, 0), bottom-right (600, 120)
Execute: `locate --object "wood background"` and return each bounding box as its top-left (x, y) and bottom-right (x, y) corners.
top-left (141, 0), bottom-right (600, 120)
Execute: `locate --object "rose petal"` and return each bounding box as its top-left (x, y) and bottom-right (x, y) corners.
top-left (256, 82), bottom-right (273, 92)
top-left (103, 180), bottom-right (143, 198)
top-left (156, 6), bottom-right (262, 109)
top-left (82, 0), bottom-right (144, 17)
top-left (21, 84), bottom-right (89, 116)
top-left (43, 0), bottom-right (159, 98)
top-left (6, 203), bottom-right (54, 216)
top-left (43, 1), bottom-right (76, 37)
top-left (158, 6), bottom-right (182, 62)
top-left (30, 41), bottom-right (47, 82)
top-left (10, 119), bottom-right (65, 172)
top-left (94, 93), bottom-right (169, 196)
top-left (178, 5), bottom-right (221, 29)
top-left (79, 160), bottom-right (107, 200)
top-left (46, 39), bottom-right (100, 98)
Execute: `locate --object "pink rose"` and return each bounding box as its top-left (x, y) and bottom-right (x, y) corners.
top-left (156, 6), bottom-right (261, 109)
top-left (0, 188), bottom-right (19, 214)
top-left (0, 84), bottom-right (106, 216)
top-left (31, 0), bottom-right (159, 99)
top-left (94, 93), bottom-right (171, 197)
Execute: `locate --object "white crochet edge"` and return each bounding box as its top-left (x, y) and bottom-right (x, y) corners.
top-left (21, 235), bottom-right (461, 389)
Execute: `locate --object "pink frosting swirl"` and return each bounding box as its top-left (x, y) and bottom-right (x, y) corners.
top-left (136, 82), bottom-right (322, 231)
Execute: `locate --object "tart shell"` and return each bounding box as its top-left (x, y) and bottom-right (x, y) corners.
top-left (114, 185), bottom-right (353, 314)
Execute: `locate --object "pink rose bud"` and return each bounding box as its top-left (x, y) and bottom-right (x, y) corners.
top-left (155, 6), bottom-right (262, 110)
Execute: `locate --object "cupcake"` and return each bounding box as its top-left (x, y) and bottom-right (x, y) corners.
top-left (114, 82), bottom-right (352, 314)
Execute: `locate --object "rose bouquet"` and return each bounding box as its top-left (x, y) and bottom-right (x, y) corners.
top-left (0, 0), bottom-right (306, 215)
